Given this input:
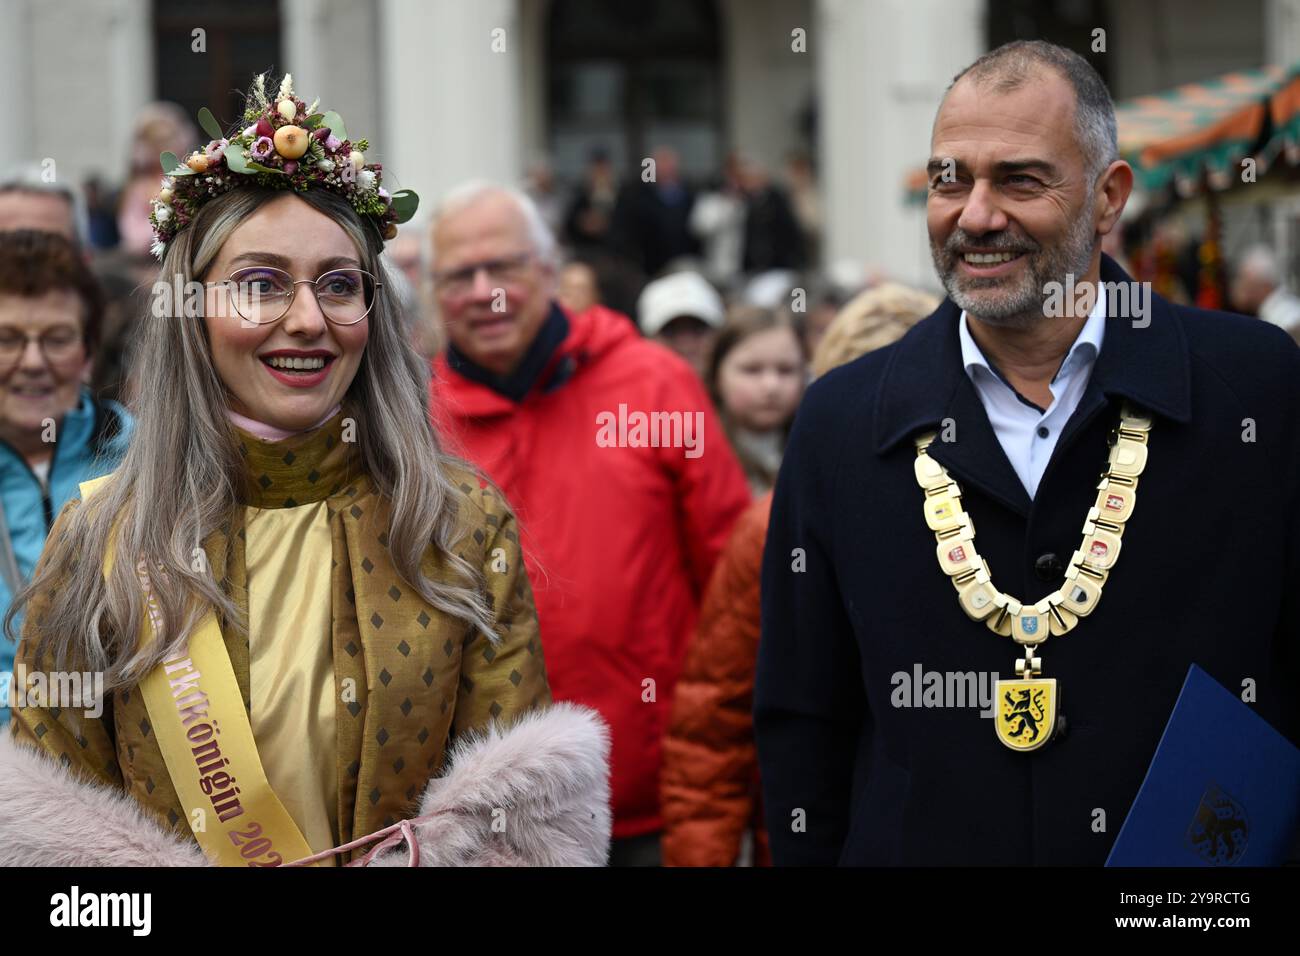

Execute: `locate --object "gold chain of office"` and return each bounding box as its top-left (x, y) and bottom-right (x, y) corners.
top-left (911, 403), bottom-right (1152, 751)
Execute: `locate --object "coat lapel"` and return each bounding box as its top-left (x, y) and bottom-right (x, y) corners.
top-left (926, 376), bottom-right (1033, 517)
top-left (873, 296), bottom-right (1032, 517)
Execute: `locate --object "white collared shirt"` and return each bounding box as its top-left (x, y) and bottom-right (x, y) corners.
top-left (958, 286), bottom-right (1106, 499)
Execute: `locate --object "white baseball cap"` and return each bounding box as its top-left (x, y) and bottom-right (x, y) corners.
top-left (637, 271), bottom-right (725, 336)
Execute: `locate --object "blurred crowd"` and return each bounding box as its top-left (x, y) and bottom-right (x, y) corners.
top-left (2, 100), bottom-right (1299, 868)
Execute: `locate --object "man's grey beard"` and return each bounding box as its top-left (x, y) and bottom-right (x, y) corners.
top-left (930, 213), bottom-right (1098, 330)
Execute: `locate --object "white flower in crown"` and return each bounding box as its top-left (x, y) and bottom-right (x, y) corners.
top-left (278, 73), bottom-right (294, 98)
top-left (356, 169), bottom-right (376, 191)
top-left (150, 236), bottom-right (166, 260)
top-left (153, 202), bottom-right (171, 222)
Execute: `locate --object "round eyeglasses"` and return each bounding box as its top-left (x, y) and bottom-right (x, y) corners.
top-left (432, 252), bottom-right (534, 297)
top-left (220, 266), bottom-right (381, 326)
top-left (0, 327), bottom-right (83, 368)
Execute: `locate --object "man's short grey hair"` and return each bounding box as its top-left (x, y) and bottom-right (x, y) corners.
top-left (430, 180), bottom-right (558, 269)
top-left (945, 40), bottom-right (1119, 182)
top-left (0, 163), bottom-right (86, 245)
top-left (1237, 244), bottom-right (1282, 286)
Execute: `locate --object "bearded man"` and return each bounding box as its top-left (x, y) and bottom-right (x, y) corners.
top-left (755, 40), bottom-right (1300, 865)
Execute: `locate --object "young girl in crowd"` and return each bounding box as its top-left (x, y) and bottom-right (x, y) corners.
top-left (707, 306), bottom-right (807, 496)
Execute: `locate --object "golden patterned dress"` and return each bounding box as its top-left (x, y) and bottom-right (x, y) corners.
top-left (9, 412), bottom-right (550, 864)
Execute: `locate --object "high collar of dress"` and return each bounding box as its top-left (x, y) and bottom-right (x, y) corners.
top-left (228, 405), bottom-right (361, 508)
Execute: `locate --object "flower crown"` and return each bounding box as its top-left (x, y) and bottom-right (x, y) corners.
top-left (148, 73), bottom-right (418, 260)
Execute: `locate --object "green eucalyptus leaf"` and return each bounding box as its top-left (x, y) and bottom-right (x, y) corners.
top-left (322, 111), bottom-right (348, 141)
top-left (390, 190), bottom-right (419, 224)
top-left (162, 151), bottom-right (197, 177)
top-left (246, 161), bottom-right (286, 175)
top-left (223, 145), bottom-right (251, 174)
top-left (160, 151), bottom-right (181, 174)
top-left (302, 113), bottom-right (325, 129)
top-left (197, 107), bottom-right (224, 141)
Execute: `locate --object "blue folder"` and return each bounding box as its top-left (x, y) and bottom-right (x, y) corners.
top-left (1106, 664), bottom-right (1300, 866)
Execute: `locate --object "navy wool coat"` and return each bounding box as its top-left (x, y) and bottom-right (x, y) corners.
top-left (755, 254), bottom-right (1300, 865)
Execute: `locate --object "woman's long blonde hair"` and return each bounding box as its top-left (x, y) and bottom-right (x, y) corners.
top-left (809, 282), bottom-right (940, 379)
top-left (7, 186), bottom-right (496, 693)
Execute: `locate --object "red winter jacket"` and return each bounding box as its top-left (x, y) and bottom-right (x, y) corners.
top-left (430, 304), bottom-right (752, 837)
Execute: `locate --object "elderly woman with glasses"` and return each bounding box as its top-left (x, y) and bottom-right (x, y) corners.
top-left (2, 77), bottom-right (609, 868)
top-left (0, 231), bottom-right (132, 726)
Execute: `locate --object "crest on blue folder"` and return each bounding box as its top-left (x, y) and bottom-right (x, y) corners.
top-left (1185, 784), bottom-right (1249, 865)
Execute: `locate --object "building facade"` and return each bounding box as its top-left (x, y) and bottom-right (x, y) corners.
top-left (3, 0), bottom-right (1299, 287)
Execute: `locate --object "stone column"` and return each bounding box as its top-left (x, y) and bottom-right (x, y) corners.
top-left (0, 0), bottom-right (35, 176)
top-left (814, 0), bottom-right (983, 286)
top-left (106, 0), bottom-right (153, 181)
top-left (282, 0), bottom-right (381, 160)
top-left (378, 0), bottom-right (524, 230)
top-left (1267, 0), bottom-right (1300, 67)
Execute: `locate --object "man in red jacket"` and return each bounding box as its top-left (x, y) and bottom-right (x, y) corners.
top-left (427, 182), bottom-right (752, 865)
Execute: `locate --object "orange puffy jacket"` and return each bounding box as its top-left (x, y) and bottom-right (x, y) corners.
top-left (661, 492), bottom-right (773, 866)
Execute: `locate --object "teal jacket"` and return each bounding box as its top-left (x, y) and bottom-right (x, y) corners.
top-left (0, 388), bottom-right (132, 724)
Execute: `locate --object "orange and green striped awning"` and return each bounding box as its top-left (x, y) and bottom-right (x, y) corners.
top-left (1116, 64), bottom-right (1293, 192)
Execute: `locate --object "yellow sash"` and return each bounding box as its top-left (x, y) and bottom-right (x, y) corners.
top-left (81, 475), bottom-right (316, 867)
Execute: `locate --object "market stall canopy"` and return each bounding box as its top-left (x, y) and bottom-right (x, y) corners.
top-left (1117, 64), bottom-right (1293, 193)
top-left (904, 63), bottom-right (1300, 204)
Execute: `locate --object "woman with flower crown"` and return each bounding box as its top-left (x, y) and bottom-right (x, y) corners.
top-left (0, 75), bottom-right (610, 867)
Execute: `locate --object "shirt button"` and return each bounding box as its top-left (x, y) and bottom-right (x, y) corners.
top-left (1037, 425), bottom-right (1050, 439)
top-left (1034, 552), bottom-right (1063, 581)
